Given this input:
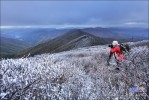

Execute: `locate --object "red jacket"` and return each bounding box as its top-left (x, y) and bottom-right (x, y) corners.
top-left (110, 46), bottom-right (125, 61)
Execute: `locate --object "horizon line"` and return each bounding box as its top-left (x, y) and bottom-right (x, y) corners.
top-left (0, 25), bottom-right (148, 29)
top-left (0, 25), bottom-right (104, 29)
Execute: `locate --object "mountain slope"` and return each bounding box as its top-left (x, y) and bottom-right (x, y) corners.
top-left (0, 37), bottom-right (31, 58)
top-left (1, 41), bottom-right (148, 99)
top-left (16, 29), bottom-right (111, 57)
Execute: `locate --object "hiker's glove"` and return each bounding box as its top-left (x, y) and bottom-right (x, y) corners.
top-left (108, 44), bottom-right (113, 48)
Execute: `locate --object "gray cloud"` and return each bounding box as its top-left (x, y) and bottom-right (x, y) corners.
top-left (1, 1), bottom-right (148, 28)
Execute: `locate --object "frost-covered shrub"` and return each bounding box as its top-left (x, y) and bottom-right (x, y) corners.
top-left (0, 43), bottom-right (148, 99)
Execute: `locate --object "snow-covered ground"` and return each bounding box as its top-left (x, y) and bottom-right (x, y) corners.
top-left (0, 42), bottom-right (149, 100)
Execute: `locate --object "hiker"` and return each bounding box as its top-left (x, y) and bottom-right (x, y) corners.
top-left (107, 41), bottom-right (126, 65)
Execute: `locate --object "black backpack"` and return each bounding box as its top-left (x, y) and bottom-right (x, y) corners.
top-left (120, 43), bottom-right (130, 53)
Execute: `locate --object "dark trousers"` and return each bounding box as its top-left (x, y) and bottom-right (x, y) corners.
top-left (107, 52), bottom-right (119, 65)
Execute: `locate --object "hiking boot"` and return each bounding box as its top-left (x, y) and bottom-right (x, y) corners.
top-left (107, 61), bottom-right (110, 66)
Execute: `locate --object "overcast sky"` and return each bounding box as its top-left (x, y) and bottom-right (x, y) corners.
top-left (1, 1), bottom-right (148, 28)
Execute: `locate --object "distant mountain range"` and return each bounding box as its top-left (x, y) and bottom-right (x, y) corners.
top-left (1, 28), bottom-right (70, 45)
top-left (83, 27), bottom-right (123, 39)
top-left (108, 27), bottom-right (148, 40)
top-left (1, 27), bottom-right (148, 58)
top-left (1, 27), bottom-right (148, 46)
top-left (16, 29), bottom-right (114, 57)
top-left (0, 37), bottom-right (31, 58)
